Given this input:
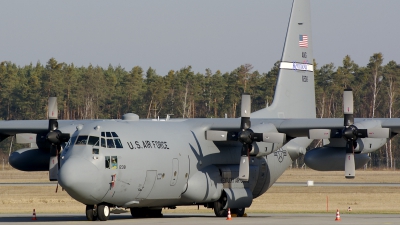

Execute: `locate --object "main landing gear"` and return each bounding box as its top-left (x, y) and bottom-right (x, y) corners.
top-left (213, 193), bottom-right (245, 217)
top-left (85, 204), bottom-right (110, 221)
top-left (130, 207), bottom-right (163, 218)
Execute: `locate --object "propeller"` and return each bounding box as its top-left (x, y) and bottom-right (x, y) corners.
top-left (205, 94), bottom-right (286, 181)
top-left (46, 97), bottom-right (70, 181)
top-left (309, 89), bottom-right (390, 179)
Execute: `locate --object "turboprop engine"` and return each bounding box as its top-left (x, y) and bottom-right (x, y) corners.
top-left (308, 89), bottom-right (390, 178)
top-left (9, 148), bottom-right (50, 171)
top-left (8, 97), bottom-right (74, 177)
top-left (304, 147), bottom-right (370, 171)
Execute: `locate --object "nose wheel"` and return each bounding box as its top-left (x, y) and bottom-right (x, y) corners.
top-left (85, 205), bottom-right (98, 221)
top-left (85, 204), bottom-right (110, 221)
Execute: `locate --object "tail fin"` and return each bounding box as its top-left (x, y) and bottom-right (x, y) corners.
top-left (252, 0), bottom-right (316, 119)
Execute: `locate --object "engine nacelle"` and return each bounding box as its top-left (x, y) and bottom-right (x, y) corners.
top-left (304, 147), bottom-right (370, 171)
top-left (9, 148), bottom-right (49, 171)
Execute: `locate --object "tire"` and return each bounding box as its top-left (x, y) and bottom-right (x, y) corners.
top-left (130, 207), bottom-right (144, 218)
top-left (85, 205), bottom-right (98, 221)
top-left (131, 208), bottom-right (163, 218)
top-left (149, 209), bottom-right (163, 218)
top-left (213, 200), bottom-right (227, 217)
top-left (213, 192), bottom-right (228, 217)
top-left (97, 204), bottom-right (110, 221)
top-left (232, 208), bottom-right (245, 217)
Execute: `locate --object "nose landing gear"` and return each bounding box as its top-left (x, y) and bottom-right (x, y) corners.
top-left (85, 204), bottom-right (110, 221)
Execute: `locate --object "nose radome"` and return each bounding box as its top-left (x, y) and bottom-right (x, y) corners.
top-left (58, 157), bottom-right (101, 204)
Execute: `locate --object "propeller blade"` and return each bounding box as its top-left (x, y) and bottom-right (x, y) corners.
top-left (240, 94), bottom-right (251, 130)
top-left (343, 89), bottom-right (354, 126)
top-left (238, 155), bottom-right (249, 181)
top-left (344, 141), bottom-right (355, 179)
top-left (49, 145), bottom-right (59, 181)
top-left (308, 129), bottom-right (332, 139)
top-left (48, 97), bottom-right (58, 119)
top-left (358, 128), bottom-right (390, 138)
top-left (344, 153), bottom-right (355, 179)
top-left (253, 132), bottom-right (286, 144)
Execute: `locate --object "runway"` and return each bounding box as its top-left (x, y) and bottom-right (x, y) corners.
top-left (0, 213), bottom-right (399, 225)
top-left (2, 182), bottom-right (400, 187)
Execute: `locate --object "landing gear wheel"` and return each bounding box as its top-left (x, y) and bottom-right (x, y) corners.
top-left (213, 193), bottom-right (228, 217)
top-left (232, 208), bottom-right (245, 217)
top-left (97, 204), bottom-right (110, 221)
top-left (85, 205), bottom-right (98, 221)
top-left (130, 208), bottom-right (144, 218)
top-left (149, 209), bottom-right (163, 218)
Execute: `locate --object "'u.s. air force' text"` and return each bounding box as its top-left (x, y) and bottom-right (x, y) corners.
top-left (127, 141), bottom-right (169, 149)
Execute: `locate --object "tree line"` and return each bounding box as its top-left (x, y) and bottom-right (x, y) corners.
top-left (1, 53), bottom-right (400, 168)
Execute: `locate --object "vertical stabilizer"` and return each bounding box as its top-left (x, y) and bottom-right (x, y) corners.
top-left (252, 0), bottom-right (316, 119)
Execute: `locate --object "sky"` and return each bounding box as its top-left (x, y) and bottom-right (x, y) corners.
top-left (1, 0), bottom-right (399, 76)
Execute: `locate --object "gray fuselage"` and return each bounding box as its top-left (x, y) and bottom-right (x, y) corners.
top-left (58, 119), bottom-right (293, 208)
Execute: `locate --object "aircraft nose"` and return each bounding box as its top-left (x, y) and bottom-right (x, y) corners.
top-left (58, 157), bottom-right (101, 204)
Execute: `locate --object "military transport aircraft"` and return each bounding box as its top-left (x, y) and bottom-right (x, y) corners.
top-left (1, 0), bottom-right (398, 221)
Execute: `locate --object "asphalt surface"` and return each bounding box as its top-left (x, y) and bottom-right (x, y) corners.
top-left (2, 182), bottom-right (400, 187)
top-left (0, 213), bottom-right (399, 225)
top-left (1, 182), bottom-right (399, 224)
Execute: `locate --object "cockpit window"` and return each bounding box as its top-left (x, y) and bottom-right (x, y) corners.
top-left (107, 139), bottom-right (115, 148)
top-left (97, 132), bottom-right (123, 148)
top-left (75, 135), bottom-right (88, 145)
top-left (88, 136), bottom-right (99, 146)
top-left (114, 139), bottom-right (123, 148)
top-left (101, 138), bottom-right (106, 147)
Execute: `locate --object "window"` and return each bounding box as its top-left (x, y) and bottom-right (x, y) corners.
top-left (111, 156), bottom-right (118, 169)
top-left (88, 136), bottom-right (99, 146)
top-left (105, 156), bottom-right (110, 169)
top-left (114, 139), bottom-right (123, 148)
top-left (107, 139), bottom-right (115, 148)
top-left (99, 132), bottom-right (123, 148)
top-left (105, 156), bottom-right (118, 169)
top-left (92, 148), bottom-right (99, 154)
top-left (75, 135), bottom-right (88, 145)
top-left (101, 138), bottom-right (106, 148)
